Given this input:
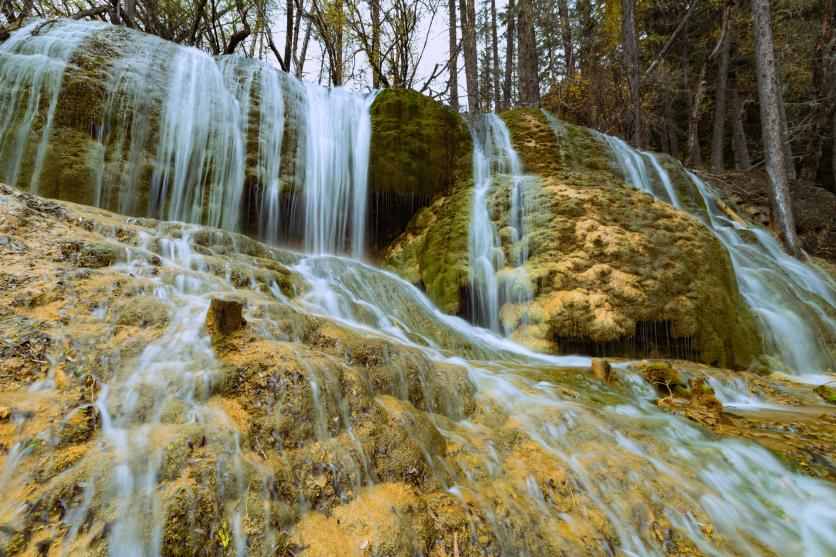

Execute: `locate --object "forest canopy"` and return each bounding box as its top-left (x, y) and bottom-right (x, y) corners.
top-left (1, 0), bottom-right (833, 196)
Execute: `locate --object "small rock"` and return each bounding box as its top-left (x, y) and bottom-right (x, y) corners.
top-left (813, 384), bottom-right (836, 405)
top-left (0, 406), bottom-right (10, 421)
top-left (591, 358), bottom-right (612, 381)
top-left (78, 243), bottom-right (122, 268)
top-left (688, 377), bottom-right (723, 411)
top-left (207, 297), bottom-right (246, 335)
top-left (635, 361), bottom-right (687, 397)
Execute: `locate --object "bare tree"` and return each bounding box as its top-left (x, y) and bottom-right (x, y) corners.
top-left (448, 0), bottom-right (459, 110)
top-left (687, 1), bottom-right (732, 167)
top-left (710, 1), bottom-right (733, 170)
top-left (557, 0), bottom-right (573, 78)
top-left (752, 0), bottom-right (800, 254)
top-left (621, 0), bottom-right (640, 145)
top-left (459, 0), bottom-right (479, 111)
top-left (517, 0), bottom-right (538, 107)
top-left (502, 0), bottom-right (516, 110)
top-left (490, 0), bottom-right (500, 110)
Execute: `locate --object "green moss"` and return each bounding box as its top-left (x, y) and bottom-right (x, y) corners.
top-left (499, 107), bottom-right (761, 368)
top-left (384, 178), bottom-right (473, 314)
top-left (370, 89), bottom-right (472, 197)
top-left (814, 384), bottom-right (836, 404)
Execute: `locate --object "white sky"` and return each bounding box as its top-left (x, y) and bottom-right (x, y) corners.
top-left (268, 0), bottom-right (510, 97)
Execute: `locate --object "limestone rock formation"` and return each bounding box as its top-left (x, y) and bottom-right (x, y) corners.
top-left (367, 89), bottom-right (473, 252)
top-left (385, 109), bottom-right (761, 369)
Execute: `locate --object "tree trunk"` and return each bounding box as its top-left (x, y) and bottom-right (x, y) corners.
top-left (502, 0), bottom-right (516, 110)
top-left (283, 0), bottom-right (295, 73)
top-left (296, 18), bottom-right (312, 78)
top-left (752, 0), bottom-right (800, 255)
top-left (558, 0), bottom-right (573, 78)
top-left (490, 0), bottom-right (501, 111)
top-left (778, 85), bottom-right (795, 179)
top-left (579, 0), bottom-right (593, 74)
top-left (832, 107), bottom-right (836, 190)
top-left (459, 0), bottom-right (479, 112)
top-left (800, 1), bottom-right (833, 184)
top-left (729, 73), bottom-right (752, 169)
top-left (664, 93), bottom-right (681, 157)
top-left (371, 0), bottom-right (381, 88)
top-left (517, 0), bottom-right (539, 107)
top-left (686, 1), bottom-right (731, 168)
top-left (621, 0), bottom-right (641, 146)
top-left (449, 0), bottom-right (459, 111)
top-left (710, 5), bottom-right (732, 170)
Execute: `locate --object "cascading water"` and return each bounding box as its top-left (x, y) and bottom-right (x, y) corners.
top-left (0, 19), bottom-right (375, 257)
top-left (468, 114), bottom-right (535, 334)
top-left (5, 184), bottom-right (835, 555)
top-left (591, 129), bottom-right (835, 376)
top-left (0, 19), bottom-right (108, 190)
top-left (2, 20), bottom-right (836, 556)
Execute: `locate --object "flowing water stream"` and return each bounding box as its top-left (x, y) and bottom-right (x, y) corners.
top-left (468, 115), bottom-right (535, 334)
top-left (1, 19), bottom-right (835, 556)
top-left (0, 18), bottom-right (374, 256)
top-left (592, 130), bottom-right (836, 377)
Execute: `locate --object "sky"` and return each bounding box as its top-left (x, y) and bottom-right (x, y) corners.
top-left (268, 0), bottom-right (510, 97)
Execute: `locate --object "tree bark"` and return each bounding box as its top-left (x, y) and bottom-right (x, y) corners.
top-left (517, 0), bottom-right (539, 107)
top-left (490, 0), bottom-right (501, 111)
top-left (686, 1), bottom-right (731, 168)
top-left (664, 93), bottom-right (681, 157)
top-left (371, 0), bottom-right (381, 88)
top-left (752, 0), bottom-right (800, 255)
top-left (448, 0), bottom-right (459, 110)
top-left (621, 0), bottom-right (640, 146)
top-left (296, 18), bottom-right (312, 78)
top-left (729, 73), bottom-right (752, 169)
top-left (502, 0), bottom-right (516, 110)
top-left (778, 85), bottom-right (795, 179)
top-left (459, 0), bottom-right (479, 112)
top-left (710, 5), bottom-right (732, 170)
top-left (557, 0), bottom-right (573, 78)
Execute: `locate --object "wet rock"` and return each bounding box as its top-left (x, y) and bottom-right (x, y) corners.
top-left (591, 358), bottom-right (612, 382)
top-left (688, 377), bottom-right (723, 411)
top-left (206, 297), bottom-right (246, 335)
top-left (634, 361), bottom-right (687, 397)
top-left (0, 406), bottom-right (10, 421)
top-left (814, 384), bottom-right (836, 405)
top-left (78, 242), bottom-right (123, 268)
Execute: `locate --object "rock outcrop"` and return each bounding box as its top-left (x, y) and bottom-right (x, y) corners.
top-left (1, 185), bottom-right (832, 556)
top-left (385, 109), bottom-right (761, 369)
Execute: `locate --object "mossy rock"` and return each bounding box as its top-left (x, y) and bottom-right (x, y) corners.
top-left (814, 384), bottom-right (836, 404)
top-left (370, 89), bottom-right (472, 197)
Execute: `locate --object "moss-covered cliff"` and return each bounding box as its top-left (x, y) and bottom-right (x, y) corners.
top-left (384, 107), bottom-right (761, 369)
top-left (367, 89), bottom-right (472, 253)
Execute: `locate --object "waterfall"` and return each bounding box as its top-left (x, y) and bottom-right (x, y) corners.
top-left (592, 129), bottom-right (835, 375)
top-left (0, 19), bottom-right (108, 191)
top-left (0, 19), bottom-right (375, 257)
top-left (468, 114), bottom-right (535, 334)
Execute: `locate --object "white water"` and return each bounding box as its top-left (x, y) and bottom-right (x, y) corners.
top-left (0, 19), bottom-right (108, 190)
top-left (1, 20), bottom-right (836, 555)
top-left (593, 130), bottom-right (835, 376)
top-left (80, 225), bottom-right (836, 554)
top-left (0, 19), bottom-right (375, 257)
top-left (468, 114), bottom-right (535, 334)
